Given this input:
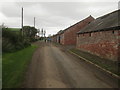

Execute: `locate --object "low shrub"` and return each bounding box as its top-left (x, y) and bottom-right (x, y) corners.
top-left (2, 28), bottom-right (31, 52)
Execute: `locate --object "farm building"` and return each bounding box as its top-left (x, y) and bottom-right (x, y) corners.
top-left (60, 15), bottom-right (94, 46)
top-left (51, 34), bottom-right (58, 42)
top-left (56, 30), bottom-right (63, 43)
top-left (77, 10), bottom-right (120, 61)
top-left (59, 31), bottom-right (65, 45)
top-left (51, 30), bottom-right (64, 43)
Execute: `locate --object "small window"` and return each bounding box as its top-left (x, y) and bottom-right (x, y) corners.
top-left (89, 33), bottom-right (91, 36)
top-left (112, 30), bottom-right (114, 34)
top-left (88, 22), bottom-right (91, 24)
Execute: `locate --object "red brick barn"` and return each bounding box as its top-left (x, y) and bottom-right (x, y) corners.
top-left (51, 34), bottom-right (58, 42)
top-left (61, 15), bottom-right (94, 46)
top-left (60, 31), bottom-right (65, 45)
top-left (51, 30), bottom-right (63, 43)
top-left (77, 10), bottom-right (120, 61)
top-left (56, 30), bottom-right (63, 43)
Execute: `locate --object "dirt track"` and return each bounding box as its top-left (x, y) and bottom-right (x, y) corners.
top-left (23, 42), bottom-right (118, 88)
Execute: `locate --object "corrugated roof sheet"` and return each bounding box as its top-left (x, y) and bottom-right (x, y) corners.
top-left (77, 9), bottom-right (120, 34)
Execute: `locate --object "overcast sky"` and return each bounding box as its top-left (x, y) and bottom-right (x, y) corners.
top-left (0, 0), bottom-right (119, 36)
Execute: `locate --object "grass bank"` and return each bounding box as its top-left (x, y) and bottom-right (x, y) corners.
top-left (7, 28), bottom-right (20, 31)
top-left (69, 48), bottom-right (119, 76)
top-left (3, 45), bottom-right (37, 88)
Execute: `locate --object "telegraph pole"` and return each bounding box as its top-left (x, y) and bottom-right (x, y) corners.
top-left (34, 17), bottom-right (35, 28)
top-left (44, 30), bottom-right (46, 38)
top-left (21, 7), bottom-right (23, 36)
top-left (41, 28), bottom-right (43, 37)
top-left (44, 30), bottom-right (46, 42)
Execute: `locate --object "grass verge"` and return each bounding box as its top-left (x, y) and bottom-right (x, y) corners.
top-left (2, 45), bottom-right (37, 88)
top-left (69, 48), bottom-right (120, 76)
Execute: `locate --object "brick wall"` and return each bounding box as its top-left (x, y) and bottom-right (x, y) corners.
top-left (62, 16), bottom-right (94, 45)
top-left (77, 30), bottom-right (120, 61)
top-left (60, 33), bottom-right (64, 45)
top-left (51, 35), bottom-right (57, 42)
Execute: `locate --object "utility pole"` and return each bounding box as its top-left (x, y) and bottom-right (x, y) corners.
top-left (21, 7), bottom-right (23, 36)
top-left (44, 30), bottom-right (46, 37)
top-left (34, 17), bottom-right (35, 28)
top-left (41, 28), bottom-right (43, 37)
top-left (44, 30), bottom-right (46, 42)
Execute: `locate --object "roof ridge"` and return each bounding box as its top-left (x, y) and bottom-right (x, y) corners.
top-left (96, 9), bottom-right (120, 19)
top-left (77, 9), bottom-right (119, 34)
top-left (64, 15), bottom-right (94, 31)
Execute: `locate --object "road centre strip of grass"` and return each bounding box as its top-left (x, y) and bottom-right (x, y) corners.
top-left (3, 45), bottom-right (37, 88)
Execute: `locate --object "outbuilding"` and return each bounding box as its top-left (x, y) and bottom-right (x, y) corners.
top-left (61, 15), bottom-right (94, 46)
top-left (77, 10), bottom-right (120, 61)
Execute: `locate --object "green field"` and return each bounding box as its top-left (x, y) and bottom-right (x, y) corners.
top-left (3, 45), bottom-right (37, 88)
top-left (7, 28), bottom-right (20, 31)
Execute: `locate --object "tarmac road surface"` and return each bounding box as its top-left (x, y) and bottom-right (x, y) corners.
top-left (23, 42), bottom-right (118, 88)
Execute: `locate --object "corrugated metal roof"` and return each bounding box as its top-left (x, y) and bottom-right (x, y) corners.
top-left (77, 9), bottom-right (120, 34)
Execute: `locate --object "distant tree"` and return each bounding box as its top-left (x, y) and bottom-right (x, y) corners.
top-left (41, 28), bottom-right (44, 37)
top-left (23, 26), bottom-right (38, 38)
top-left (22, 26), bottom-right (31, 37)
top-left (30, 27), bottom-right (38, 37)
top-left (23, 26), bottom-right (38, 42)
top-left (37, 29), bottom-right (40, 36)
